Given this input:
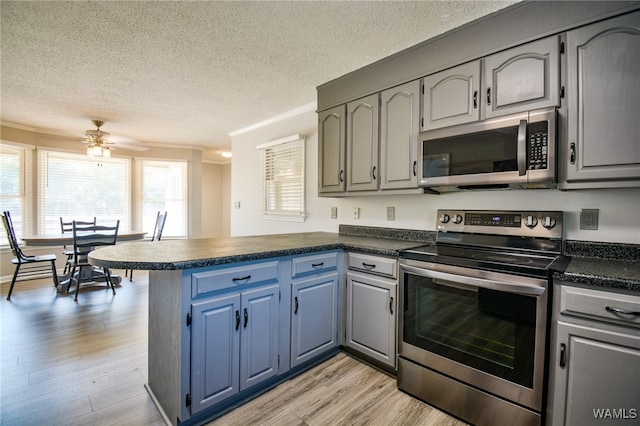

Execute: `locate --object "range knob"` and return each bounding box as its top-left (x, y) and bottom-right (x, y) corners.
top-left (542, 216), bottom-right (557, 229)
top-left (439, 213), bottom-right (450, 224)
top-left (452, 214), bottom-right (463, 224)
top-left (525, 215), bottom-right (538, 228)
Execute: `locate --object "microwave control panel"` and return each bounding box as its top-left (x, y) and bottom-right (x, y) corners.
top-left (528, 121), bottom-right (548, 170)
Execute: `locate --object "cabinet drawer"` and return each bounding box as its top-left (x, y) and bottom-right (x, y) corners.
top-left (347, 253), bottom-right (397, 278)
top-left (291, 252), bottom-right (338, 278)
top-left (560, 285), bottom-right (640, 328)
top-left (192, 261), bottom-right (279, 297)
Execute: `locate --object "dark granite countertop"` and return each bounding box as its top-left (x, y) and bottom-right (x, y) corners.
top-left (554, 240), bottom-right (640, 293)
top-left (88, 231), bottom-right (429, 271)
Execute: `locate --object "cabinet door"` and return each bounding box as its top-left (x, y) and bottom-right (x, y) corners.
top-left (380, 80), bottom-right (420, 190)
top-left (421, 60), bottom-right (480, 131)
top-left (483, 36), bottom-right (560, 119)
top-left (240, 285), bottom-right (279, 391)
top-left (318, 105), bottom-right (346, 193)
top-left (347, 94), bottom-right (379, 191)
top-left (346, 272), bottom-right (397, 368)
top-left (290, 273), bottom-right (339, 367)
top-left (550, 321), bottom-right (640, 426)
top-left (191, 293), bottom-right (241, 413)
top-left (565, 11), bottom-right (640, 183)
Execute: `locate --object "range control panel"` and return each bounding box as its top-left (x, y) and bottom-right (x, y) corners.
top-left (437, 210), bottom-right (563, 239)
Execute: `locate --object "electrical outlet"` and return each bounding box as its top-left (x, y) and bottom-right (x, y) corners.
top-left (330, 207), bottom-right (337, 219)
top-left (387, 207), bottom-right (395, 221)
top-left (580, 209), bottom-right (599, 230)
top-left (352, 207), bottom-right (360, 219)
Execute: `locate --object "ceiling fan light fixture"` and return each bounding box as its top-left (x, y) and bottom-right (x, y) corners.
top-left (87, 144), bottom-right (111, 158)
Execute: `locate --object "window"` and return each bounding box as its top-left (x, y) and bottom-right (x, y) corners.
top-left (37, 150), bottom-right (131, 233)
top-left (0, 143), bottom-right (31, 243)
top-left (137, 159), bottom-right (187, 238)
top-left (258, 134), bottom-right (305, 221)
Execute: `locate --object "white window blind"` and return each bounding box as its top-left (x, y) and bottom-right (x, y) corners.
top-left (136, 159), bottom-right (187, 238)
top-left (258, 134), bottom-right (306, 221)
top-left (0, 143), bottom-right (31, 243)
top-left (37, 150), bottom-right (131, 233)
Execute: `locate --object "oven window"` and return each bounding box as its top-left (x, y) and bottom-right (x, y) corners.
top-left (422, 126), bottom-right (519, 177)
top-left (403, 273), bottom-right (536, 388)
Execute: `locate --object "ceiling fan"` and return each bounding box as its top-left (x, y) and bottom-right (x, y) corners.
top-left (82, 120), bottom-right (148, 157)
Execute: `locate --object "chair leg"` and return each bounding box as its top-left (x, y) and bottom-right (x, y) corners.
top-left (7, 264), bottom-right (21, 300)
top-left (104, 268), bottom-right (116, 295)
top-left (51, 260), bottom-right (59, 287)
top-left (129, 269), bottom-right (133, 282)
top-left (73, 265), bottom-right (82, 302)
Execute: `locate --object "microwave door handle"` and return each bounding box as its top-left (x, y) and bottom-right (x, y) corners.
top-left (517, 119), bottom-right (527, 176)
top-left (401, 264), bottom-right (545, 296)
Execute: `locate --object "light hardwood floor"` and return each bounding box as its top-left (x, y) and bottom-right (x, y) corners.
top-left (1, 272), bottom-right (465, 426)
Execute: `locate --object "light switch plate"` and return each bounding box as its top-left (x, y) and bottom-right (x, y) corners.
top-left (387, 207), bottom-right (395, 221)
top-left (331, 207), bottom-right (337, 219)
top-left (352, 207), bottom-right (360, 219)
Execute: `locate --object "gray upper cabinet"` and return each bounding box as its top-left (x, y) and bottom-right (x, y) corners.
top-left (421, 61), bottom-right (480, 131)
top-left (380, 80), bottom-right (420, 189)
top-left (483, 36), bottom-right (560, 119)
top-left (564, 11), bottom-right (640, 185)
top-left (318, 105), bottom-right (346, 193)
top-left (421, 36), bottom-right (560, 131)
top-left (347, 94), bottom-right (380, 191)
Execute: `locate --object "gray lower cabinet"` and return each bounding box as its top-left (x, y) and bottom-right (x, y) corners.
top-left (547, 284), bottom-right (640, 425)
top-left (563, 11), bottom-right (640, 187)
top-left (190, 284), bottom-right (279, 414)
top-left (346, 271), bottom-right (397, 368)
top-left (291, 272), bottom-right (339, 367)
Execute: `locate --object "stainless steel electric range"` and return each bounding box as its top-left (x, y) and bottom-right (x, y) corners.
top-left (398, 210), bottom-right (569, 426)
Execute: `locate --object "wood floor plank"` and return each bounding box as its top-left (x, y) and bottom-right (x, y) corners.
top-left (2, 272), bottom-right (465, 426)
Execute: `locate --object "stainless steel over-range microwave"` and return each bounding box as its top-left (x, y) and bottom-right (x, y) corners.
top-left (419, 108), bottom-right (557, 192)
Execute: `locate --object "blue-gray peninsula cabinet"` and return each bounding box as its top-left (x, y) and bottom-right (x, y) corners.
top-left (146, 251), bottom-right (341, 426)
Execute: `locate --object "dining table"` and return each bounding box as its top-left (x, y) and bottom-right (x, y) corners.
top-left (21, 230), bottom-right (147, 293)
top-left (21, 230), bottom-right (147, 247)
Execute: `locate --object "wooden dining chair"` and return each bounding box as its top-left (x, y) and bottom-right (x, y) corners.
top-left (1, 211), bottom-right (59, 300)
top-left (60, 217), bottom-right (96, 275)
top-left (68, 220), bottom-right (119, 301)
top-left (126, 211), bottom-right (166, 281)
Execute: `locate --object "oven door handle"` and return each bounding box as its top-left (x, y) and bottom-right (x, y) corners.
top-left (401, 264), bottom-right (545, 296)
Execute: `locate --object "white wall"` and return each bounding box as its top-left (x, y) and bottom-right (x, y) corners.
top-left (230, 108), bottom-right (640, 244)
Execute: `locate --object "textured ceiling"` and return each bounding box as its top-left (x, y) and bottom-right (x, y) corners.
top-left (1, 0), bottom-right (518, 156)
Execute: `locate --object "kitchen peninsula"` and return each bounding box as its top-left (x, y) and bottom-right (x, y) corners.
top-left (88, 229), bottom-right (430, 426)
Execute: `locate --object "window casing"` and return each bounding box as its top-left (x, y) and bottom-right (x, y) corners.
top-left (136, 159), bottom-right (188, 238)
top-left (258, 134), bottom-right (306, 221)
top-left (0, 143), bottom-right (31, 243)
top-left (37, 150), bottom-right (131, 233)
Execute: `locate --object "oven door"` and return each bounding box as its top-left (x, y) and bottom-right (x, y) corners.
top-left (399, 259), bottom-right (549, 411)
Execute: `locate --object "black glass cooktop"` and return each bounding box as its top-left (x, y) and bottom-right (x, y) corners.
top-left (400, 243), bottom-right (568, 278)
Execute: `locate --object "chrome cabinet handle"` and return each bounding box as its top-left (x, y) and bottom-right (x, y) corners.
top-left (606, 306), bottom-right (640, 316)
top-left (570, 143), bottom-right (576, 164)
